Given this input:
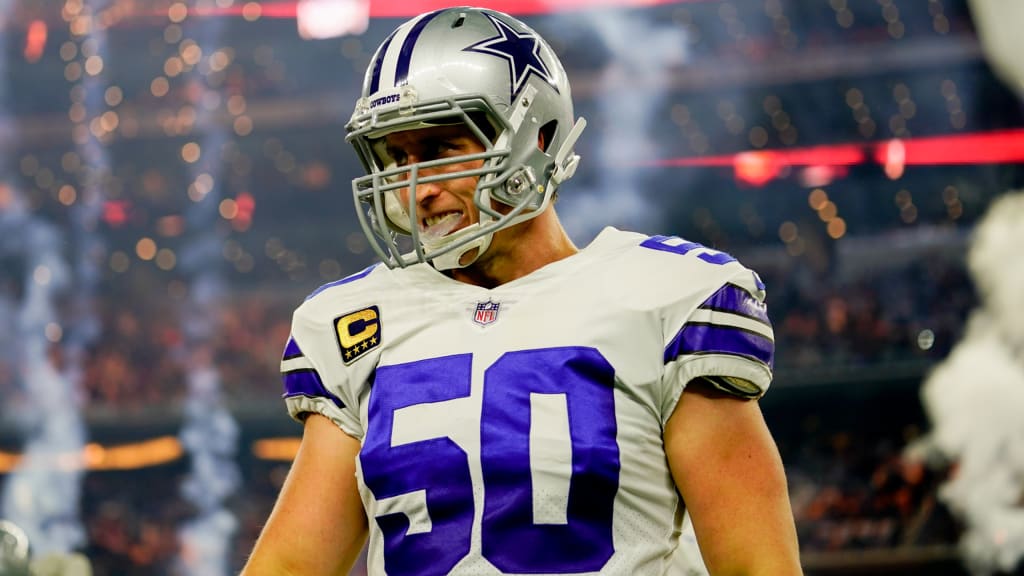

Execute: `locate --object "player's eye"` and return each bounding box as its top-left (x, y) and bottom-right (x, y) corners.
top-left (386, 147), bottom-right (408, 167)
top-left (422, 140), bottom-right (445, 159)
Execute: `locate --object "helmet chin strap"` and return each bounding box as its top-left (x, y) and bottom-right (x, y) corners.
top-left (424, 185), bottom-right (498, 271)
top-left (427, 231), bottom-right (493, 271)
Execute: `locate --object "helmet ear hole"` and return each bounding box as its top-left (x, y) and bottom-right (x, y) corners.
top-left (539, 120), bottom-right (558, 152)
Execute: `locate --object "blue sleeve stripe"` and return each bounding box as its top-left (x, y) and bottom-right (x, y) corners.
top-left (282, 368), bottom-right (345, 409)
top-left (698, 283), bottom-right (770, 325)
top-left (698, 305), bottom-right (772, 328)
top-left (665, 322), bottom-right (774, 368)
top-left (282, 337), bottom-right (303, 361)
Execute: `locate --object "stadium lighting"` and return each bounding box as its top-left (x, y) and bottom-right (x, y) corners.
top-left (640, 128), bottom-right (1024, 187)
top-left (296, 0), bottom-right (369, 39)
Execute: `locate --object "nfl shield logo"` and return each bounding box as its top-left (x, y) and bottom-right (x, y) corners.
top-left (473, 300), bottom-right (501, 326)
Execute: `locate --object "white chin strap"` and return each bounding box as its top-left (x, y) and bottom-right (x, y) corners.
top-left (426, 231), bottom-right (493, 271)
top-left (384, 188), bottom-right (497, 270)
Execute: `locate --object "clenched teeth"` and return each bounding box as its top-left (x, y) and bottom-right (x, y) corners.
top-left (419, 211), bottom-right (463, 243)
top-left (424, 211), bottom-right (462, 227)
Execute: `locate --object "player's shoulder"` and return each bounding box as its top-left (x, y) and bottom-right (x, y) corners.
top-left (294, 262), bottom-right (390, 318)
top-left (589, 227), bottom-right (764, 296)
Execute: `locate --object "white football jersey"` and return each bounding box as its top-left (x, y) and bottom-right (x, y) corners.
top-left (281, 227), bottom-right (774, 576)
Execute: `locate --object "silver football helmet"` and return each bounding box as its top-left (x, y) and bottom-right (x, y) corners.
top-left (346, 7), bottom-right (586, 270)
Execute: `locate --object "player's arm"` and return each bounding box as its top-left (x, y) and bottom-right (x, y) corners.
top-left (664, 378), bottom-right (802, 576)
top-left (242, 414), bottom-right (368, 576)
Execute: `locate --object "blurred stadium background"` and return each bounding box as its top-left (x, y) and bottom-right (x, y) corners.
top-left (1, 0), bottom-right (1023, 574)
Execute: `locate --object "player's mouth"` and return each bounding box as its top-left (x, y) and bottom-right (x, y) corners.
top-left (419, 211), bottom-right (463, 242)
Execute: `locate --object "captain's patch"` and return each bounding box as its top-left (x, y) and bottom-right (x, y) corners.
top-left (335, 306), bottom-right (381, 364)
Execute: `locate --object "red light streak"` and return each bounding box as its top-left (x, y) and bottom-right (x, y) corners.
top-left (173, 0), bottom-right (708, 20)
top-left (24, 20), bottom-right (47, 63)
top-left (641, 128), bottom-right (1024, 186)
top-left (874, 129), bottom-right (1024, 165)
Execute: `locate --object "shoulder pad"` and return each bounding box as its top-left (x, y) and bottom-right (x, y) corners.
top-left (305, 264), bottom-right (379, 302)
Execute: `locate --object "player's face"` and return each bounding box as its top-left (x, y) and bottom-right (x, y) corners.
top-left (384, 124), bottom-right (487, 239)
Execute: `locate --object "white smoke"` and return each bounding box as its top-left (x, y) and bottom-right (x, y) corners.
top-left (0, 0), bottom-right (94, 556)
top-left (173, 4), bottom-right (240, 574)
top-left (556, 11), bottom-right (689, 243)
top-left (915, 191), bottom-right (1024, 575)
top-left (174, 185), bottom-right (241, 576)
top-left (175, 342), bottom-right (240, 576)
top-left (0, 187), bottom-right (87, 556)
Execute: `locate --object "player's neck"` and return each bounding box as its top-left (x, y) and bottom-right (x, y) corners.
top-left (448, 211), bottom-right (577, 289)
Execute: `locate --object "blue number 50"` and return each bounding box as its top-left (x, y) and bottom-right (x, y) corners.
top-left (360, 347), bottom-right (620, 575)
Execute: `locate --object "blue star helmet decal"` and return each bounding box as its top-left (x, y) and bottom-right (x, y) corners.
top-left (463, 12), bottom-right (559, 102)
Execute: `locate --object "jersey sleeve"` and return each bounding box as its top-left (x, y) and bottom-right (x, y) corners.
top-left (660, 264), bottom-right (775, 422)
top-left (279, 308), bottom-right (364, 439)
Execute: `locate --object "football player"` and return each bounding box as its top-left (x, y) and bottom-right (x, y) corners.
top-left (243, 7), bottom-right (801, 575)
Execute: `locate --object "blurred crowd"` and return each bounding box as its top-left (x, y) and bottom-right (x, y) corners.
top-left (0, 234), bottom-right (974, 411)
top-left (782, 416), bottom-right (959, 553)
top-left (769, 250), bottom-right (972, 371)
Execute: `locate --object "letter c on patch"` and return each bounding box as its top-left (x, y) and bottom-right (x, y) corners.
top-left (335, 306), bottom-right (382, 364)
top-left (337, 307), bottom-right (379, 349)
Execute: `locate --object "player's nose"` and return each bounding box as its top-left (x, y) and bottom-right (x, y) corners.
top-left (399, 177), bottom-right (443, 208)
top-left (414, 180), bottom-right (444, 205)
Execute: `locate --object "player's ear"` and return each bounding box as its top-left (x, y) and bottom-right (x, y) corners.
top-left (538, 120), bottom-right (558, 152)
